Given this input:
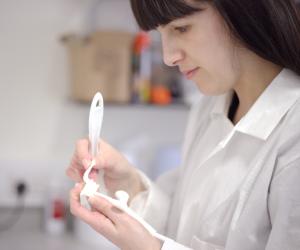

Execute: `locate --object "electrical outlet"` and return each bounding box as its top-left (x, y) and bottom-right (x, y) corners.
top-left (15, 181), bottom-right (27, 197)
top-left (0, 159), bottom-right (72, 207)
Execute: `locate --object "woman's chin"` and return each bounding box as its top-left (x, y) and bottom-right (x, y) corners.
top-left (195, 83), bottom-right (223, 96)
top-left (194, 76), bottom-right (230, 96)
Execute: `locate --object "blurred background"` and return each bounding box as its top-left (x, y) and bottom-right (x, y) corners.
top-left (0, 0), bottom-right (199, 249)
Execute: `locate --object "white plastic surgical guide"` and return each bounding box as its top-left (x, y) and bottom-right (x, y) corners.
top-left (80, 92), bottom-right (167, 242)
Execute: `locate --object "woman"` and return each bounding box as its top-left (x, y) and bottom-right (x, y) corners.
top-left (67, 0), bottom-right (300, 249)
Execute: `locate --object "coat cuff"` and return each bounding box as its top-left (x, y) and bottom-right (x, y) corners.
top-left (161, 238), bottom-right (192, 250)
top-left (129, 170), bottom-right (171, 233)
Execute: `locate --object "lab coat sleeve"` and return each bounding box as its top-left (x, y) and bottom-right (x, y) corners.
top-left (161, 238), bottom-right (193, 250)
top-left (266, 157), bottom-right (300, 250)
top-left (129, 168), bottom-right (180, 234)
top-left (130, 170), bottom-right (199, 250)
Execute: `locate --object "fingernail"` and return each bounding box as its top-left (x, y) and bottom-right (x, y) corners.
top-left (75, 182), bottom-right (81, 188)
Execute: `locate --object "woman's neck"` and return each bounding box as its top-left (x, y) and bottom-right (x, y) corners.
top-left (232, 56), bottom-right (283, 124)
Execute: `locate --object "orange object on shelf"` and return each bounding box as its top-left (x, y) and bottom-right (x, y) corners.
top-left (151, 85), bottom-right (172, 105)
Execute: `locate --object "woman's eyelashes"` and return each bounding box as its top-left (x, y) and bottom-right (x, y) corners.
top-left (174, 25), bottom-right (190, 34)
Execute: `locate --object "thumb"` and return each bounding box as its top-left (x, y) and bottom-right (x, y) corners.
top-left (82, 159), bottom-right (93, 170)
top-left (94, 154), bottom-right (107, 170)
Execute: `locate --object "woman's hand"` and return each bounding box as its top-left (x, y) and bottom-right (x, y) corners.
top-left (70, 183), bottom-right (162, 250)
top-left (66, 138), bottom-right (145, 201)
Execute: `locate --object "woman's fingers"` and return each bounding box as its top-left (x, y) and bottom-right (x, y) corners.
top-left (69, 183), bottom-right (84, 208)
top-left (75, 139), bottom-right (90, 159)
top-left (66, 138), bottom-right (92, 182)
top-left (75, 139), bottom-right (92, 169)
top-left (66, 166), bottom-right (81, 182)
top-left (69, 183), bottom-right (116, 237)
top-left (69, 183), bottom-right (160, 250)
top-left (88, 196), bottom-right (122, 223)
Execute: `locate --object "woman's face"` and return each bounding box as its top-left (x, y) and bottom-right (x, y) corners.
top-left (157, 2), bottom-right (242, 95)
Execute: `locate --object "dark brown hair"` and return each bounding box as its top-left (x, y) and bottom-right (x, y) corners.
top-left (130, 0), bottom-right (300, 75)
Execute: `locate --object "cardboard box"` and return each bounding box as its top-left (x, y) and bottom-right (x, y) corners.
top-left (62, 31), bottom-right (134, 103)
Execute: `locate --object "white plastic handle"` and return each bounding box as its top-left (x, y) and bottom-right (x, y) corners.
top-left (89, 92), bottom-right (103, 157)
top-left (88, 92), bottom-right (107, 195)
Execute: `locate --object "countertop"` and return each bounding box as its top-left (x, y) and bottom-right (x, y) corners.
top-left (0, 231), bottom-right (111, 250)
top-left (0, 207), bottom-right (119, 250)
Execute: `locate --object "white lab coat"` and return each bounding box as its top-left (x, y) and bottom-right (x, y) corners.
top-left (130, 68), bottom-right (300, 250)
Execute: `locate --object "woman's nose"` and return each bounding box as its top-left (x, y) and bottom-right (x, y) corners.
top-left (162, 40), bottom-right (184, 67)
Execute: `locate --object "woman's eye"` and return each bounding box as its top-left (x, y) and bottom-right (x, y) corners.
top-left (174, 26), bottom-right (189, 34)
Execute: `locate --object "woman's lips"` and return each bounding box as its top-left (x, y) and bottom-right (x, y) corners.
top-left (182, 67), bottom-right (200, 79)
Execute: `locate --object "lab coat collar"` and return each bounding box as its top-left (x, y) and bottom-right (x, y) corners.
top-left (236, 68), bottom-right (300, 140)
top-left (212, 68), bottom-right (300, 140)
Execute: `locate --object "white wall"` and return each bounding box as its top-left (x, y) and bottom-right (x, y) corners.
top-left (0, 0), bottom-right (190, 206)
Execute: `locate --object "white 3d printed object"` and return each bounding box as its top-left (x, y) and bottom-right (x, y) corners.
top-left (80, 92), bottom-right (167, 242)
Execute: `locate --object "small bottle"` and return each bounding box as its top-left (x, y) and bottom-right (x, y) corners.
top-left (44, 179), bottom-right (67, 235)
top-left (132, 32), bottom-right (152, 104)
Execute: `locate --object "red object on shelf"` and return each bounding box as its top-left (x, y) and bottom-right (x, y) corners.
top-left (133, 31), bottom-right (151, 54)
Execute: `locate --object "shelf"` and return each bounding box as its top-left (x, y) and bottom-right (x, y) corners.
top-left (68, 98), bottom-right (190, 110)
top-left (104, 102), bottom-right (190, 110)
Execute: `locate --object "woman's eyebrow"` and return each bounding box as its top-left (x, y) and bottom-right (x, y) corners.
top-left (173, 13), bottom-right (196, 23)
top-left (168, 14), bottom-right (196, 26)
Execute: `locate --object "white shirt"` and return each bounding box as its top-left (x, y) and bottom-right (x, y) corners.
top-left (130, 68), bottom-right (300, 250)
